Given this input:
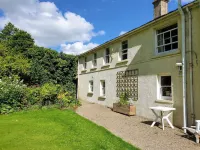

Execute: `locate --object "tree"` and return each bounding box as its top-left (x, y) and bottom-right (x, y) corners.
top-left (0, 22), bottom-right (34, 53)
top-left (0, 22), bottom-right (17, 41)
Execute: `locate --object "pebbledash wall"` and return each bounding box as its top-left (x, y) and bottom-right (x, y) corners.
top-left (77, 2), bottom-right (200, 128)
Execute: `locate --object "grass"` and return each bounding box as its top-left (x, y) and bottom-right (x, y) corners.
top-left (0, 109), bottom-right (138, 150)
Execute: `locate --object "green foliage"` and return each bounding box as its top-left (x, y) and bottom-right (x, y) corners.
top-left (39, 83), bottom-right (60, 105)
top-left (0, 76), bottom-right (27, 114)
top-left (0, 53), bottom-right (30, 78)
top-left (0, 23), bottom-right (78, 113)
top-left (25, 86), bottom-right (41, 105)
top-left (119, 93), bottom-right (129, 105)
top-left (57, 91), bottom-right (77, 109)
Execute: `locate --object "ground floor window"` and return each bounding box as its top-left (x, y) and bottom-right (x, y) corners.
top-left (158, 75), bottom-right (172, 100)
top-left (100, 80), bottom-right (105, 96)
top-left (89, 80), bottom-right (93, 93)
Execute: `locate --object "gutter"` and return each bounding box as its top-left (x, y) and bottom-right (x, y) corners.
top-left (79, 2), bottom-right (197, 57)
top-left (186, 7), bottom-right (195, 125)
top-left (178, 0), bottom-right (187, 134)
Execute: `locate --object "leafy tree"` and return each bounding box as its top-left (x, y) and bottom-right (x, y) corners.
top-left (0, 22), bottom-right (17, 41)
top-left (0, 54), bottom-right (30, 78)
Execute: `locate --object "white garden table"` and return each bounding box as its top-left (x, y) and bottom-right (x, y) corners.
top-left (149, 106), bottom-right (176, 130)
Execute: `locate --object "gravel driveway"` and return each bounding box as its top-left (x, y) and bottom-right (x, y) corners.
top-left (76, 101), bottom-right (200, 150)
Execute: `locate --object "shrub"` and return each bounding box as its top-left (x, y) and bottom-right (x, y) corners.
top-left (40, 83), bottom-right (60, 106)
top-left (25, 86), bottom-right (41, 105)
top-left (119, 93), bottom-right (129, 105)
top-left (0, 76), bottom-right (27, 114)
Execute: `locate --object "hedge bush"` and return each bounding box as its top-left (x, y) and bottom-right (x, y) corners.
top-left (0, 77), bottom-right (79, 114)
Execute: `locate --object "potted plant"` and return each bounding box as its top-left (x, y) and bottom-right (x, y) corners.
top-left (113, 93), bottom-right (136, 116)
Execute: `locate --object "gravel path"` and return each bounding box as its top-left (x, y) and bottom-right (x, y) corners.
top-left (76, 101), bottom-right (200, 150)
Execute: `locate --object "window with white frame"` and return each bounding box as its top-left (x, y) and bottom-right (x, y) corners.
top-left (158, 76), bottom-right (172, 100)
top-left (105, 48), bottom-right (111, 64)
top-left (100, 80), bottom-right (105, 97)
top-left (156, 24), bottom-right (178, 54)
top-left (89, 80), bottom-right (93, 93)
top-left (93, 53), bottom-right (97, 67)
top-left (121, 40), bottom-right (128, 60)
top-left (83, 57), bottom-right (87, 69)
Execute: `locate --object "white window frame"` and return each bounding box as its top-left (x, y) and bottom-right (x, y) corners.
top-left (100, 80), bottom-right (105, 97)
top-left (104, 48), bottom-right (111, 64)
top-left (157, 75), bottom-right (172, 100)
top-left (89, 80), bottom-right (93, 93)
top-left (92, 53), bottom-right (97, 67)
top-left (156, 24), bottom-right (178, 54)
top-left (120, 40), bottom-right (128, 61)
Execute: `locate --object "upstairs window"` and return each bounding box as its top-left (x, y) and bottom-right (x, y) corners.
top-left (158, 76), bottom-right (172, 100)
top-left (89, 80), bottom-right (93, 93)
top-left (121, 40), bottom-right (128, 60)
top-left (100, 80), bottom-right (105, 97)
top-left (93, 53), bottom-right (97, 67)
top-left (105, 48), bottom-right (111, 64)
top-left (83, 57), bottom-right (87, 69)
top-left (156, 24), bottom-right (178, 54)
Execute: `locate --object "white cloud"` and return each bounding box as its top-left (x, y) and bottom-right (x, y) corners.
top-left (119, 31), bottom-right (127, 36)
top-left (61, 42), bottom-right (99, 55)
top-left (0, 0), bottom-right (105, 48)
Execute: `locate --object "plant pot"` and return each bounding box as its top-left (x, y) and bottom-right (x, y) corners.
top-left (113, 103), bottom-right (136, 116)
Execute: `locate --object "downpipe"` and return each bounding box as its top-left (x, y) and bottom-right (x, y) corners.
top-left (178, 0), bottom-right (187, 134)
top-left (186, 7), bottom-right (195, 125)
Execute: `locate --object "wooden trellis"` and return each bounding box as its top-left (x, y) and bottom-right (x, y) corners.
top-left (116, 69), bottom-right (138, 101)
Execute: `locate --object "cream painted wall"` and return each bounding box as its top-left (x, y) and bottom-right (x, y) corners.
top-left (78, 4), bottom-right (200, 128)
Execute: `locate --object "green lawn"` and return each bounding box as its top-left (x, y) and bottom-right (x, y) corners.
top-left (0, 109), bottom-right (138, 150)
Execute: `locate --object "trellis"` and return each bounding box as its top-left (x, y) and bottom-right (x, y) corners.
top-left (116, 69), bottom-right (138, 101)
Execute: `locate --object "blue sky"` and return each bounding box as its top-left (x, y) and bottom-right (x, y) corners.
top-left (0, 0), bottom-right (194, 54)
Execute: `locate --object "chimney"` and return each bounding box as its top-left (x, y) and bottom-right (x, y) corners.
top-left (153, 0), bottom-right (169, 19)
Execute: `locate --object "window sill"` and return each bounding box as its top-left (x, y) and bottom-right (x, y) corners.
top-left (153, 49), bottom-right (180, 59)
top-left (81, 70), bottom-right (87, 73)
top-left (101, 64), bottom-right (110, 69)
top-left (90, 67), bottom-right (97, 71)
top-left (87, 92), bottom-right (93, 97)
top-left (98, 96), bottom-right (106, 101)
top-left (155, 99), bottom-right (173, 104)
top-left (116, 60), bottom-right (128, 66)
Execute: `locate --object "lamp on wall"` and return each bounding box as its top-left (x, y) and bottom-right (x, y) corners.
top-left (176, 62), bottom-right (183, 75)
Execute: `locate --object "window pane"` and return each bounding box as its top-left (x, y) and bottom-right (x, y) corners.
top-left (94, 53), bottom-right (97, 59)
top-left (122, 54), bottom-right (128, 60)
top-left (164, 32), bottom-right (170, 39)
top-left (172, 36), bottom-right (178, 42)
top-left (122, 41), bottom-right (128, 50)
top-left (122, 49), bottom-right (127, 54)
top-left (171, 29), bottom-right (178, 36)
top-left (172, 43), bottom-right (178, 49)
top-left (158, 46), bottom-right (164, 53)
top-left (161, 76), bottom-right (171, 86)
top-left (106, 56), bottom-right (110, 63)
top-left (165, 44), bottom-right (172, 51)
top-left (164, 38), bottom-right (171, 44)
top-left (157, 34), bottom-right (163, 43)
top-left (157, 40), bottom-right (163, 46)
top-left (106, 48), bottom-right (110, 55)
top-left (161, 87), bottom-right (172, 97)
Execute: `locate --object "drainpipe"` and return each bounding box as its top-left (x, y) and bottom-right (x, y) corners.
top-left (186, 7), bottom-right (195, 125)
top-left (178, 0), bottom-right (187, 133)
